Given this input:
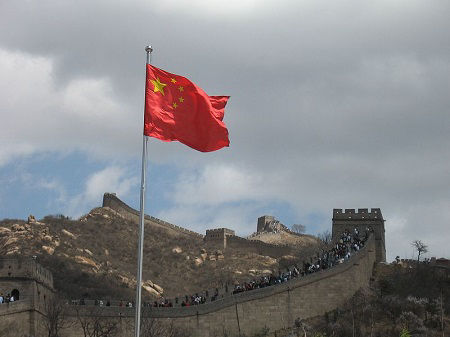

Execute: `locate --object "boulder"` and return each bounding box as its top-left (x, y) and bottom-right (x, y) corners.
top-left (74, 256), bottom-right (100, 270)
top-left (142, 280), bottom-right (164, 296)
top-left (42, 246), bottom-right (55, 255)
top-left (200, 253), bottom-right (208, 260)
top-left (61, 229), bottom-right (77, 239)
top-left (11, 224), bottom-right (25, 232)
top-left (217, 254), bottom-right (225, 260)
top-left (27, 215), bottom-right (36, 224)
top-left (142, 284), bottom-right (160, 297)
top-left (172, 247), bottom-right (182, 254)
top-left (43, 235), bottom-right (53, 243)
top-left (6, 247), bottom-right (20, 255)
top-left (117, 274), bottom-right (136, 288)
top-left (5, 237), bottom-right (19, 246)
top-left (200, 248), bottom-right (207, 254)
top-left (194, 257), bottom-right (203, 266)
top-left (152, 283), bottom-right (164, 294)
top-left (0, 227), bottom-right (11, 236)
top-left (84, 249), bottom-right (93, 257)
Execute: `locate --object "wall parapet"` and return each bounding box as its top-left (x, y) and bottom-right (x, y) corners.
top-left (0, 257), bottom-right (53, 289)
top-left (68, 235), bottom-right (375, 319)
top-left (102, 193), bottom-right (204, 239)
top-left (333, 208), bottom-right (384, 221)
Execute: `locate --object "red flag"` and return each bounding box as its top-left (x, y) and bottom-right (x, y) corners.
top-left (144, 65), bottom-right (230, 152)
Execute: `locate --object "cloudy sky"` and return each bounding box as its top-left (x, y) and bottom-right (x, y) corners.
top-left (1, 0), bottom-right (449, 261)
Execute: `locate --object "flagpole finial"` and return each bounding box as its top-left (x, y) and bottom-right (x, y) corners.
top-left (145, 46), bottom-right (153, 64)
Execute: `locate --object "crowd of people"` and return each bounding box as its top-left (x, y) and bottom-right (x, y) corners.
top-left (159, 227), bottom-right (370, 306)
top-left (70, 227), bottom-right (371, 309)
top-left (231, 228), bottom-right (369, 295)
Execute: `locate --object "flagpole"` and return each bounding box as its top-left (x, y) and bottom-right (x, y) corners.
top-left (134, 45), bottom-right (153, 337)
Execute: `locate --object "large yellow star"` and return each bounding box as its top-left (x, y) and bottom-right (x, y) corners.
top-left (151, 77), bottom-right (167, 96)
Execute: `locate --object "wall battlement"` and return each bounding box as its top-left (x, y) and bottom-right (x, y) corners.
top-left (333, 208), bottom-right (383, 220)
top-left (205, 228), bottom-right (235, 236)
top-left (0, 257), bottom-right (53, 289)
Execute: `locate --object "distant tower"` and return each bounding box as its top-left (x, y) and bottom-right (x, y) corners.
top-left (257, 215), bottom-right (275, 232)
top-left (332, 208), bottom-right (386, 262)
top-left (204, 228), bottom-right (235, 249)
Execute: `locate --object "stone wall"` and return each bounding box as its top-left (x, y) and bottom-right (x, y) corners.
top-left (0, 200), bottom-right (380, 337)
top-left (104, 193), bottom-right (295, 254)
top-left (62, 235), bottom-right (376, 337)
top-left (0, 237), bottom-right (376, 337)
top-left (102, 193), bottom-right (204, 239)
top-left (226, 235), bottom-right (292, 257)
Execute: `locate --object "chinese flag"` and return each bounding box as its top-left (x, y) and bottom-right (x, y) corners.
top-left (144, 65), bottom-right (230, 152)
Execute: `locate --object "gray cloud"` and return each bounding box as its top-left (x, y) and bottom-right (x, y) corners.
top-left (1, 0), bottom-right (449, 260)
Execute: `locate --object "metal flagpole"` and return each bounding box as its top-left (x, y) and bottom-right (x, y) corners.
top-left (134, 45), bottom-right (153, 337)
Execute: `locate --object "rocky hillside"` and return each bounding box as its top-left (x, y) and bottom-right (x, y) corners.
top-left (0, 206), bottom-right (320, 301)
top-left (249, 230), bottom-right (319, 247)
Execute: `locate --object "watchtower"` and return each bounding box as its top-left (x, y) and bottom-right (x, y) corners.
top-left (257, 215), bottom-right (275, 232)
top-left (204, 228), bottom-right (235, 249)
top-left (332, 208), bottom-right (386, 262)
top-left (0, 257), bottom-right (54, 337)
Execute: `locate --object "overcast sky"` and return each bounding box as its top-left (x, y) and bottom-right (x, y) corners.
top-left (1, 0), bottom-right (449, 261)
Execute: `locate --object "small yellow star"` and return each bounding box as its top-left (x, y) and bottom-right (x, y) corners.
top-left (171, 78), bottom-right (177, 83)
top-left (178, 97), bottom-right (184, 103)
top-left (178, 86), bottom-right (184, 92)
top-left (150, 77), bottom-right (167, 96)
top-left (172, 102), bottom-right (178, 109)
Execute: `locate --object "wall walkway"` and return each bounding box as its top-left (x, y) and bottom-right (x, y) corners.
top-left (66, 235), bottom-right (376, 337)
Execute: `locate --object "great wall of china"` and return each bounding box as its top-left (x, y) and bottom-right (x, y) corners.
top-left (0, 194), bottom-right (386, 337)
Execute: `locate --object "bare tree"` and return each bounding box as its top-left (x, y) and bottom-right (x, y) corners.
top-left (140, 316), bottom-right (166, 337)
top-left (75, 306), bottom-right (119, 337)
top-left (41, 294), bottom-right (72, 337)
top-left (317, 230), bottom-right (332, 245)
top-left (291, 224), bottom-right (306, 234)
top-left (411, 240), bottom-right (428, 261)
top-left (139, 313), bottom-right (190, 337)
